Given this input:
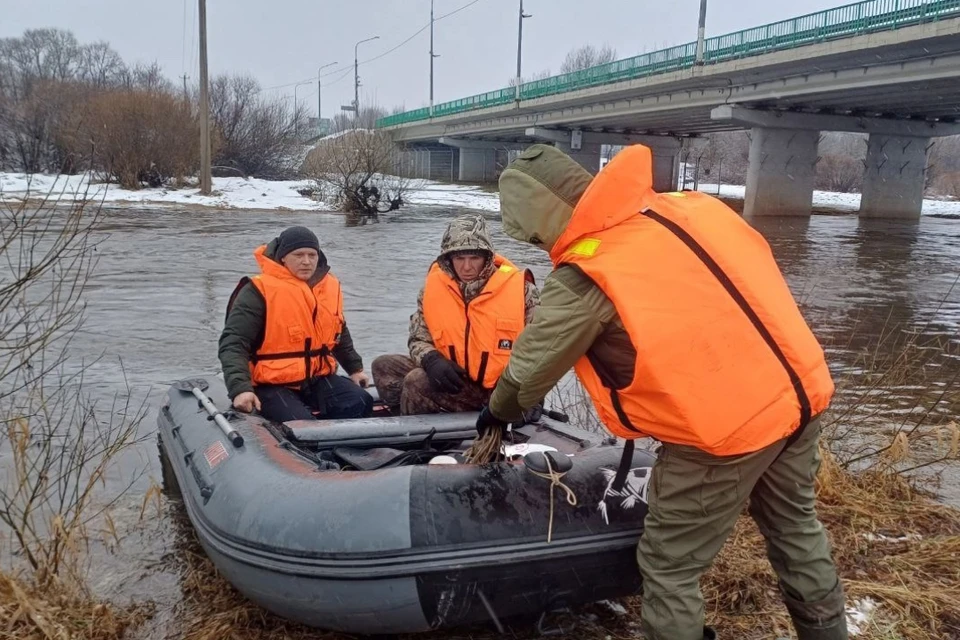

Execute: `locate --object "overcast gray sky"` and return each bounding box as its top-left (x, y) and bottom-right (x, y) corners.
top-left (5, 0), bottom-right (844, 117)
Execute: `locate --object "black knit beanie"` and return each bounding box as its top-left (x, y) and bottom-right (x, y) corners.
top-left (276, 226), bottom-right (320, 260)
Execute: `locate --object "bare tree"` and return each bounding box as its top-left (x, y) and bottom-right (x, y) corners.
top-left (302, 129), bottom-right (416, 220)
top-left (559, 44), bottom-right (618, 74)
top-left (0, 188), bottom-right (145, 591)
top-left (207, 73), bottom-right (308, 179)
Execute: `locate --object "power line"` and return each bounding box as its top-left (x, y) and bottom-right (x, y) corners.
top-left (181, 0), bottom-right (188, 75)
top-left (255, 0), bottom-right (486, 94)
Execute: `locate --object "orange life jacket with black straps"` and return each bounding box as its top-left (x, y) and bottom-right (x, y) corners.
top-left (552, 145), bottom-right (834, 456)
top-left (226, 245), bottom-right (344, 387)
top-left (422, 254), bottom-right (529, 389)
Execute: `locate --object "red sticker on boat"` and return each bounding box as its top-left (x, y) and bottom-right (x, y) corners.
top-left (204, 440), bottom-right (229, 469)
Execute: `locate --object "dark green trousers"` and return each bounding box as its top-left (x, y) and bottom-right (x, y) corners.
top-left (637, 418), bottom-right (847, 640)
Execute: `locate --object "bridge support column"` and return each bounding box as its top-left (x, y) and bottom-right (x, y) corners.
top-left (647, 138), bottom-right (682, 192)
top-left (457, 148), bottom-right (498, 183)
top-left (744, 127), bottom-right (819, 217)
top-left (555, 141), bottom-right (603, 173)
top-left (860, 134), bottom-right (930, 219)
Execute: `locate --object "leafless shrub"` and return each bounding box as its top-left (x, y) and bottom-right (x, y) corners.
top-left (0, 186), bottom-right (147, 597)
top-left (816, 153), bottom-right (863, 193)
top-left (209, 73), bottom-right (308, 180)
top-left (61, 88), bottom-right (198, 189)
top-left (302, 129), bottom-right (417, 220)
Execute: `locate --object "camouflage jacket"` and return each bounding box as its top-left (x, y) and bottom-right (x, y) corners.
top-left (408, 214), bottom-right (540, 365)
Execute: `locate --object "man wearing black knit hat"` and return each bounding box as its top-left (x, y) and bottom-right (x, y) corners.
top-left (218, 226), bottom-right (374, 422)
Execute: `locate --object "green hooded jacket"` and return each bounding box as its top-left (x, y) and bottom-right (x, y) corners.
top-left (488, 145), bottom-right (635, 421)
top-left (218, 237), bottom-right (364, 400)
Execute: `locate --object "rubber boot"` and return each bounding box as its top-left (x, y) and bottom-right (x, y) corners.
top-left (703, 627), bottom-right (717, 640)
top-left (782, 581), bottom-right (849, 640)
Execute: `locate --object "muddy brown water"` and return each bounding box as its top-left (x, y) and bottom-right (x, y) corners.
top-left (7, 202), bottom-right (960, 634)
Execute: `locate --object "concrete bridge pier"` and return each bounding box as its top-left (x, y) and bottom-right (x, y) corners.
top-left (555, 140), bottom-right (604, 173)
top-left (860, 134), bottom-right (931, 219)
top-left (526, 128), bottom-right (681, 190)
top-left (712, 106), bottom-right (960, 219)
top-left (744, 127), bottom-right (820, 217)
top-left (438, 138), bottom-right (526, 183)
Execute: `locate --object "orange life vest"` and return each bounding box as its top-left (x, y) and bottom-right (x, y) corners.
top-left (552, 145), bottom-right (834, 456)
top-left (422, 254), bottom-right (528, 389)
top-left (230, 245), bottom-right (344, 387)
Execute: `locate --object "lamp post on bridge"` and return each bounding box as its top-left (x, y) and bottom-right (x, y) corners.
top-left (429, 0), bottom-right (440, 117)
top-left (695, 0), bottom-right (708, 64)
top-left (515, 0), bottom-right (532, 101)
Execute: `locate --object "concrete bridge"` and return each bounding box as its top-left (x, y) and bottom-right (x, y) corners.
top-left (378, 0), bottom-right (960, 218)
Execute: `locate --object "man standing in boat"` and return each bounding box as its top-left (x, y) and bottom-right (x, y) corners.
top-left (371, 214), bottom-right (540, 416)
top-left (219, 226), bottom-right (374, 422)
top-left (477, 145), bottom-right (848, 640)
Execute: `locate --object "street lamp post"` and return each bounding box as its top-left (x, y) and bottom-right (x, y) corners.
top-left (695, 0), bottom-right (708, 64)
top-left (317, 61), bottom-right (337, 135)
top-left (293, 80), bottom-right (312, 139)
top-left (515, 0), bottom-right (532, 101)
top-left (354, 35), bottom-right (380, 119)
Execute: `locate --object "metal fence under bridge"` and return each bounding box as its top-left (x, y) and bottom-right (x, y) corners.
top-left (391, 147), bottom-right (519, 183)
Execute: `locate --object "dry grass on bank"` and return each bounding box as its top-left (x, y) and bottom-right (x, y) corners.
top-left (0, 572), bottom-right (150, 640)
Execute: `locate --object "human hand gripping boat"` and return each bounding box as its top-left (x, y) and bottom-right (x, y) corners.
top-left (156, 375), bottom-right (655, 634)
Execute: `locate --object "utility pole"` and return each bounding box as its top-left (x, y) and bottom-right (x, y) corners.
top-left (429, 0), bottom-right (439, 117)
top-left (353, 35), bottom-right (380, 125)
top-left (198, 0), bottom-right (212, 195)
top-left (695, 0), bottom-right (708, 64)
top-left (318, 61), bottom-right (337, 136)
top-left (181, 73), bottom-right (190, 100)
top-left (515, 0), bottom-right (531, 101)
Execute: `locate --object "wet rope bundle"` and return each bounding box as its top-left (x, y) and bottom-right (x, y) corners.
top-left (463, 428), bottom-right (503, 464)
top-left (527, 455), bottom-right (578, 543)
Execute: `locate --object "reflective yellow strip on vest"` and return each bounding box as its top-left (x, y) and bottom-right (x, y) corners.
top-left (664, 192), bottom-right (687, 198)
top-left (568, 238), bottom-right (601, 257)
top-left (498, 264), bottom-right (515, 273)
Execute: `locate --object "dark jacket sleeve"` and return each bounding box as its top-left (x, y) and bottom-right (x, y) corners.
top-left (218, 283), bottom-right (265, 400)
top-left (332, 323), bottom-right (364, 375)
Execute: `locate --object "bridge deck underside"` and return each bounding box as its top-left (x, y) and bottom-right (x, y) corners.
top-left (393, 23), bottom-right (960, 143)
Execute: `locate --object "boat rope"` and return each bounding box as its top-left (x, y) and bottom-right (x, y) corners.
top-left (528, 455), bottom-right (578, 543)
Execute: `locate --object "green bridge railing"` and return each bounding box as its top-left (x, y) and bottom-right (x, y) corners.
top-left (376, 0), bottom-right (960, 128)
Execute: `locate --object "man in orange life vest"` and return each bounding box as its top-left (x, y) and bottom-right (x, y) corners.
top-left (477, 145), bottom-right (847, 640)
top-left (218, 226), bottom-right (374, 422)
top-left (371, 214), bottom-right (540, 415)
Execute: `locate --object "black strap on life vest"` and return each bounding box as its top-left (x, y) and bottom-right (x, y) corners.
top-left (640, 208), bottom-right (812, 433)
top-left (250, 343), bottom-right (330, 364)
top-left (610, 389), bottom-right (643, 492)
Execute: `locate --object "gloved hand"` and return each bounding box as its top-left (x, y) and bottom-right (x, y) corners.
top-left (522, 402), bottom-right (544, 425)
top-left (421, 350), bottom-right (466, 393)
top-left (476, 405), bottom-right (510, 437)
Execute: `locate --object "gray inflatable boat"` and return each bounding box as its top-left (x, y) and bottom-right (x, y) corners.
top-left (157, 375), bottom-right (655, 634)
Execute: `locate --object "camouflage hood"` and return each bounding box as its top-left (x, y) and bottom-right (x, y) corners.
top-left (436, 214), bottom-right (497, 299)
top-left (498, 144), bottom-right (594, 254)
top-left (437, 213), bottom-right (495, 273)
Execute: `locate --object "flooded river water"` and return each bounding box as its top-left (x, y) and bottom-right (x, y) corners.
top-left (10, 202), bottom-right (960, 633)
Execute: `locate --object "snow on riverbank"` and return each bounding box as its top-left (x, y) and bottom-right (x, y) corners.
top-left (2, 172), bottom-right (959, 217)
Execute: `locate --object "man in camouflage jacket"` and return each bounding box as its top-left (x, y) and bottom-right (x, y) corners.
top-left (372, 214), bottom-right (539, 415)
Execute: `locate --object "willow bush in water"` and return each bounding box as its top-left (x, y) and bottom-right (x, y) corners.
top-left (0, 182), bottom-right (146, 593)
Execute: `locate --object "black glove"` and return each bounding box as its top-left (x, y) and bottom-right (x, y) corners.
top-left (476, 405), bottom-right (510, 437)
top-left (522, 402), bottom-right (544, 425)
top-left (421, 350), bottom-right (466, 393)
